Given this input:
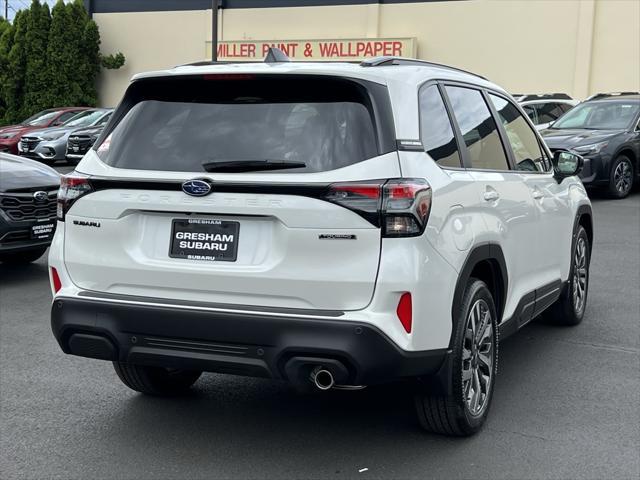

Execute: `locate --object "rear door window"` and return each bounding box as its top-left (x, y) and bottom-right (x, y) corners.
top-left (444, 85), bottom-right (510, 171)
top-left (97, 75), bottom-right (382, 173)
top-left (418, 84), bottom-right (462, 168)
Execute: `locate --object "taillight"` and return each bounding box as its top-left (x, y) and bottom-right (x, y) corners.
top-left (382, 179), bottom-right (432, 237)
top-left (325, 178), bottom-right (432, 237)
top-left (57, 173), bottom-right (93, 221)
top-left (325, 181), bottom-right (383, 226)
top-left (51, 267), bottom-right (62, 293)
top-left (396, 292), bottom-right (412, 333)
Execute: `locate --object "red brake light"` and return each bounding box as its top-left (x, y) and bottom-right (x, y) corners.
top-left (329, 184), bottom-right (381, 200)
top-left (57, 173), bottom-right (93, 221)
top-left (325, 181), bottom-right (384, 226)
top-left (325, 179), bottom-right (432, 237)
top-left (396, 293), bottom-right (412, 333)
top-left (51, 267), bottom-right (62, 293)
top-left (382, 179), bottom-right (432, 237)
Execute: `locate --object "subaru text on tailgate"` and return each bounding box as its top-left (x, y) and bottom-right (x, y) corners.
top-left (49, 53), bottom-right (592, 436)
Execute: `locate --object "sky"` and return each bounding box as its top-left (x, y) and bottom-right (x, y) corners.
top-left (3, 0), bottom-right (70, 22)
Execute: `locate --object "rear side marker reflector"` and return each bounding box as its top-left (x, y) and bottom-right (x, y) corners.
top-left (51, 267), bottom-right (62, 293)
top-left (396, 292), bottom-right (412, 334)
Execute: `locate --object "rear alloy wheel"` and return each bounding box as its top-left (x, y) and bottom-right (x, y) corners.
top-left (608, 155), bottom-right (634, 198)
top-left (113, 362), bottom-right (202, 396)
top-left (415, 279), bottom-right (498, 436)
top-left (461, 298), bottom-right (495, 416)
top-left (0, 247), bottom-right (48, 264)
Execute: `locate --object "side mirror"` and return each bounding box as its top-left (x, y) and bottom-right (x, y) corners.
top-left (553, 150), bottom-right (583, 181)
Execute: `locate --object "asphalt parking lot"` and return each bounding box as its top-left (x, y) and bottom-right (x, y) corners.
top-left (1, 164), bottom-right (639, 480)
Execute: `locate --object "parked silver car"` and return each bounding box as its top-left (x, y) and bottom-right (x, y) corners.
top-left (18, 109), bottom-right (113, 164)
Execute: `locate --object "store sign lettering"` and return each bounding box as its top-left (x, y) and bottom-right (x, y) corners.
top-left (206, 38), bottom-right (416, 61)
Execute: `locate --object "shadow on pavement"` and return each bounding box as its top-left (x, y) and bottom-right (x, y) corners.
top-left (0, 260), bottom-right (49, 287)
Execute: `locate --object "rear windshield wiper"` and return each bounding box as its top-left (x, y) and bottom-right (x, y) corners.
top-left (202, 160), bottom-right (306, 173)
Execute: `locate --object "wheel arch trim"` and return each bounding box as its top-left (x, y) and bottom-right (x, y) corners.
top-left (449, 243), bottom-right (508, 349)
top-left (574, 204), bottom-right (593, 253)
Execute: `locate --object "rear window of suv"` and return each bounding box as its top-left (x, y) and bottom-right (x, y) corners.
top-left (96, 75), bottom-right (384, 173)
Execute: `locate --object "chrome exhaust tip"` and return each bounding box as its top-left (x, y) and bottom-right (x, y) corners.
top-left (310, 366), bottom-right (335, 390)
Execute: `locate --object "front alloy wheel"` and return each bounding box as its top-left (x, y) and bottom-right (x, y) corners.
top-left (609, 155), bottom-right (634, 198)
top-left (544, 224), bottom-right (590, 326)
top-left (572, 236), bottom-right (588, 316)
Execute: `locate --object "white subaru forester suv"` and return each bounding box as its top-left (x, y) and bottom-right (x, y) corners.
top-left (49, 53), bottom-right (593, 436)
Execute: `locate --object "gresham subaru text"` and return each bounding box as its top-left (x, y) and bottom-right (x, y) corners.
top-left (48, 53), bottom-right (592, 436)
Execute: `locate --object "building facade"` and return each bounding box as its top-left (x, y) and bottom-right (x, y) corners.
top-left (87, 0), bottom-right (640, 107)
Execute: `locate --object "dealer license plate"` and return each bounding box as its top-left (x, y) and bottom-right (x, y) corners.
top-left (169, 219), bottom-right (239, 262)
top-left (31, 222), bottom-right (55, 240)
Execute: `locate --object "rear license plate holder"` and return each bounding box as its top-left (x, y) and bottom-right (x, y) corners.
top-left (31, 222), bottom-right (55, 240)
top-left (169, 219), bottom-right (239, 262)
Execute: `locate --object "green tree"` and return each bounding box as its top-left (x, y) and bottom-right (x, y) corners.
top-left (79, 19), bottom-right (101, 105)
top-left (0, 0), bottom-right (124, 125)
top-left (3, 10), bottom-right (28, 123)
top-left (0, 17), bottom-right (12, 120)
top-left (0, 16), bottom-right (9, 36)
top-left (45, 0), bottom-right (83, 107)
top-left (23, 1), bottom-right (52, 116)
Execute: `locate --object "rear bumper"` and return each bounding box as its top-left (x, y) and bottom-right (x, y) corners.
top-left (51, 296), bottom-right (449, 385)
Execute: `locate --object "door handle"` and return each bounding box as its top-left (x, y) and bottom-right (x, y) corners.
top-left (532, 190), bottom-right (544, 200)
top-left (483, 190), bottom-right (500, 202)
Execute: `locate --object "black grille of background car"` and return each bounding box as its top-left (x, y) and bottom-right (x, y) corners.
top-left (67, 135), bottom-right (94, 155)
top-left (0, 230), bottom-right (31, 244)
top-left (0, 189), bottom-right (57, 222)
top-left (19, 137), bottom-right (42, 152)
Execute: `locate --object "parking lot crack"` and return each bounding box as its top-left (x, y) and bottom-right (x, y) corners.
top-left (486, 428), bottom-right (547, 441)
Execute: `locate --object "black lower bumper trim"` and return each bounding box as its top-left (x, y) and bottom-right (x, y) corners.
top-left (51, 296), bottom-right (448, 385)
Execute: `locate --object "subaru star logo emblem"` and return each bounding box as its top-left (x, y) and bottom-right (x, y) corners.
top-left (33, 191), bottom-right (48, 203)
top-left (182, 179), bottom-right (212, 197)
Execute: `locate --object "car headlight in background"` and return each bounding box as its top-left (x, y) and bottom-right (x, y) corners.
top-left (0, 132), bottom-right (18, 140)
top-left (572, 141), bottom-right (609, 155)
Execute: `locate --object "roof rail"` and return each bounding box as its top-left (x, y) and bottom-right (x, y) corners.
top-left (178, 47), bottom-right (291, 68)
top-left (176, 60), bottom-right (235, 67)
top-left (360, 56), bottom-right (487, 80)
top-left (585, 91), bottom-right (640, 101)
top-left (514, 93), bottom-right (573, 102)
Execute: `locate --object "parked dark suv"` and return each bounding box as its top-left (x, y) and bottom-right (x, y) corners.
top-left (0, 152), bottom-right (60, 263)
top-left (541, 92), bottom-right (640, 198)
top-left (66, 121), bottom-right (110, 163)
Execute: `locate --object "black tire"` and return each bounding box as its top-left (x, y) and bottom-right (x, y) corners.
top-left (545, 225), bottom-right (590, 326)
top-left (608, 155), bottom-right (634, 199)
top-left (112, 362), bottom-right (202, 396)
top-left (0, 247), bottom-right (47, 264)
top-left (415, 279), bottom-right (498, 436)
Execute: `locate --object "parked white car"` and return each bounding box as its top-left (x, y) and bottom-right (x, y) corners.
top-left (49, 53), bottom-right (593, 436)
top-left (514, 94), bottom-right (578, 130)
